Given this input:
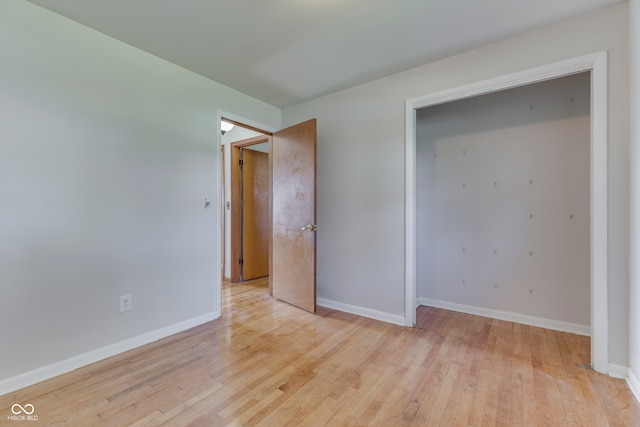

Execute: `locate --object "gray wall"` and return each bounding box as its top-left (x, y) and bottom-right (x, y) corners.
top-left (416, 73), bottom-right (590, 328)
top-left (282, 3), bottom-right (629, 364)
top-left (0, 0), bottom-right (280, 382)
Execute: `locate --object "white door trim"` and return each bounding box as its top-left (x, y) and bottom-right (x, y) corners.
top-left (404, 52), bottom-right (609, 373)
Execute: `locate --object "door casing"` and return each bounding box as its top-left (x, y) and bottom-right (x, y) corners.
top-left (405, 52), bottom-right (609, 373)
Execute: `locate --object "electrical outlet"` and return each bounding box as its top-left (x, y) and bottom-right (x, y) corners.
top-left (120, 294), bottom-right (132, 312)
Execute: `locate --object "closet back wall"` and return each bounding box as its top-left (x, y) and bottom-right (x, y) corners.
top-left (416, 72), bottom-right (591, 330)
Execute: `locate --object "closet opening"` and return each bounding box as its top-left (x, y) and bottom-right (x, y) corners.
top-left (405, 53), bottom-right (609, 373)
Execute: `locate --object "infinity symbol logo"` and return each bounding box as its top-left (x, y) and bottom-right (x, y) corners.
top-left (11, 404), bottom-right (35, 415)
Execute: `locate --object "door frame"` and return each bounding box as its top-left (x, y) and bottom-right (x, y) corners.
top-left (216, 112), bottom-right (276, 315)
top-left (221, 144), bottom-right (226, 280)
top-left (230, 135), bottom-right (272, 283)
top-left (404, 52), bottom-right (609, 373)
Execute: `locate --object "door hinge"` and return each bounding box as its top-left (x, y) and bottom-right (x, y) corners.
top-left (239, 159), bottom-right (244, 166)
top-left (239, 258), bottom-right (244, 265)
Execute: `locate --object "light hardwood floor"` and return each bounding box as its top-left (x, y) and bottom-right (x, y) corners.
top-left (2, 279), bottom-right (639, 426)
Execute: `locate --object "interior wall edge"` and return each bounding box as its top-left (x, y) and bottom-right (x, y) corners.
top-left (627, 0), bottom-right (640, 403)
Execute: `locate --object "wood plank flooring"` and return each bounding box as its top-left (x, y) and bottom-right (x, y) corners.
top-left (1, 278), bottom-right (639, 426)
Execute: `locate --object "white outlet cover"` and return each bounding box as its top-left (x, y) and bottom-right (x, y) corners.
top-left (120, 294), bottom-right (132, 312)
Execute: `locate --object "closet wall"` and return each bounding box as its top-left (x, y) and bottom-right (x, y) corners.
top-left (416, 72), bottom-right (591, 329)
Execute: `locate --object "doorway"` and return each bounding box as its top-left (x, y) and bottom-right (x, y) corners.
top-left (220, 118), bottom-right (271, 284)
top-left (416, 72), bottom-right (591, 329)
top-left (230, 135), bottom-right (271, 283)
top-left (405, 52), bottom-right (609, 373)
top-left (218, 115), bottom-right (318, 313)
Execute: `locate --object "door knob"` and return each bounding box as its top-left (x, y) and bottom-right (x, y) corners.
top-left (301, 224), bottom-right (317, 231)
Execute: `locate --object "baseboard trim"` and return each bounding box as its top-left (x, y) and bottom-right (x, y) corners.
top-left (608, 363), bottom-right (629, 380)
top-left (0, 310), bottom-right (220, 396)
top-left (628, 368), bottom-right (640, 404)
top-left (418, 297), bottom-right (590, 336)
top-left (317, 298), bottom-right (405, 326)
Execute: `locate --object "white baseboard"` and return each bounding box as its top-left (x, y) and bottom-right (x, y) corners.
top-left (608, 363), bottom-right (629, 379)
top-left (0, 310), bottom-right (220, 396)
top-left (628, 368), bottom-right (640, 404)
top-left (317, 298), bottom-right (405, 326)
top-left (418, 297), bottom-right (590, 336)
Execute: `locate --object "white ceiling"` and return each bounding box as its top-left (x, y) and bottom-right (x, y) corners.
top-left (27, 0), bottom-right (622, 108)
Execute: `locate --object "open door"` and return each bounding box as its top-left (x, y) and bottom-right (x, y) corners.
top-left (241, 148), bottom-right (269, 280)
top-left (271, 119), bottom-right (317, 313)
top-left (230, 135), bottom-right (269, 283)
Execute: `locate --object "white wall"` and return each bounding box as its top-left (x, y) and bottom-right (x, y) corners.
top-left (0, 0), bottom-right (280, 387)
top-left (282, 3), bottom-right (629, 365)
top-left (629, 0), bottom-right (640, 399)
top-left (416, 73), bottom-right (590, 329)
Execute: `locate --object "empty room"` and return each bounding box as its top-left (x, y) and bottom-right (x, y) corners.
top-left (2, 0), bottom-right (640, 425)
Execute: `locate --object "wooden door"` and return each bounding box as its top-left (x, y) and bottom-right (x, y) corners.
top-left (230, 135), bottom-right (269, 283)
top-left (271, 119), bottom-right (317, 313)
top-left (241, 148), bottom-right (269, 280)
